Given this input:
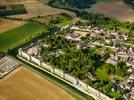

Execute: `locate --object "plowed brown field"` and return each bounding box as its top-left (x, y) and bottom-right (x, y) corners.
top-left (91, 1), bottom-right (134, 22)
top-left (0, 67), bottom-right (74, 100)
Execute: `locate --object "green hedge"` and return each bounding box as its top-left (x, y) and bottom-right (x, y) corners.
top-left (124, 0), bottom-right (134, 8)
top-left (0, 4), bottom-right (27, 16)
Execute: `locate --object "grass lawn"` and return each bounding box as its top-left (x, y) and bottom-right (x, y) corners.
top-left (34, 13), bottom-right (73, 27)
top-left (108, 91), bottom-right (122, 99)
top-left (56, 17), bottom-right (72, 27)
top-left (59, 13), bottom-right (73, 26)
top-left (96, 68), bottom-right (110, 81)
top-left (0, 22), bottom-right (46, 52)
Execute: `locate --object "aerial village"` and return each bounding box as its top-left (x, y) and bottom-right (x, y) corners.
top-left (14, 20), bottom-right (134, 100)
top-left (0, 0), bottom-right (134, 100)
top-left (0, 20), bottom-right (134, 100)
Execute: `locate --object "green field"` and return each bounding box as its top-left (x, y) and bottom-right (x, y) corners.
top-left (0, 22), bottom-right (46, 52)
top-left (50, 13), bottom-right (73, 27)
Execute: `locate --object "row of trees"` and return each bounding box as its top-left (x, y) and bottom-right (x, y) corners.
top-left (124, 0), bottom-right (134, 8)
top-left (75, 11), bottom-right (134, 34)
top-left (63, 0), bottom-right (96, 9)
top-left (0, 4), bottom-right (27, 16)
top-left (48, 0), bottom-right (95, 9)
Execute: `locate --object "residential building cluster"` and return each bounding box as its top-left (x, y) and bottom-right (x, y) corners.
top-left (121, 73), bottom-right (134, 100)
top-left (66, 25), bottom-right (134, 100)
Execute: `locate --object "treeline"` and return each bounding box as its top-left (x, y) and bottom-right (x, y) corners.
top-left (48, 0), bottom-right (95, 9)
top-left (0, 4), bottom-right (27, 16)
top-left (124, 0), bottom-right (134, 8)
top-left (63, 0), bottom-right (96, 9)
top-left (75, 11), bottom-right (134, 36)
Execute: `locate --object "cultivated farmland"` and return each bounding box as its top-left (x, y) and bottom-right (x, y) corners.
top-left (0, 0), bottom-right (76, 20)
top-left (0, 18), bottom-right (25, 33)
top-left (0, 22), bottom-right (46, 52)
top-left (0, 67), bottom-right (74, 100)
top-left (25, 3), bottom-right (62, 18)
top-left (9, 3), bottom-right (63, 19)
top-left (0, 0), bottom-right (62, 19)
top-left (90, 1), bottom-right (134, 22)
top-left (9, 3), bottom-right (77, 20)
top-left (0, 0), bottom-right (38, 4)
top-left (34, 13), bottom-right (73, 27)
